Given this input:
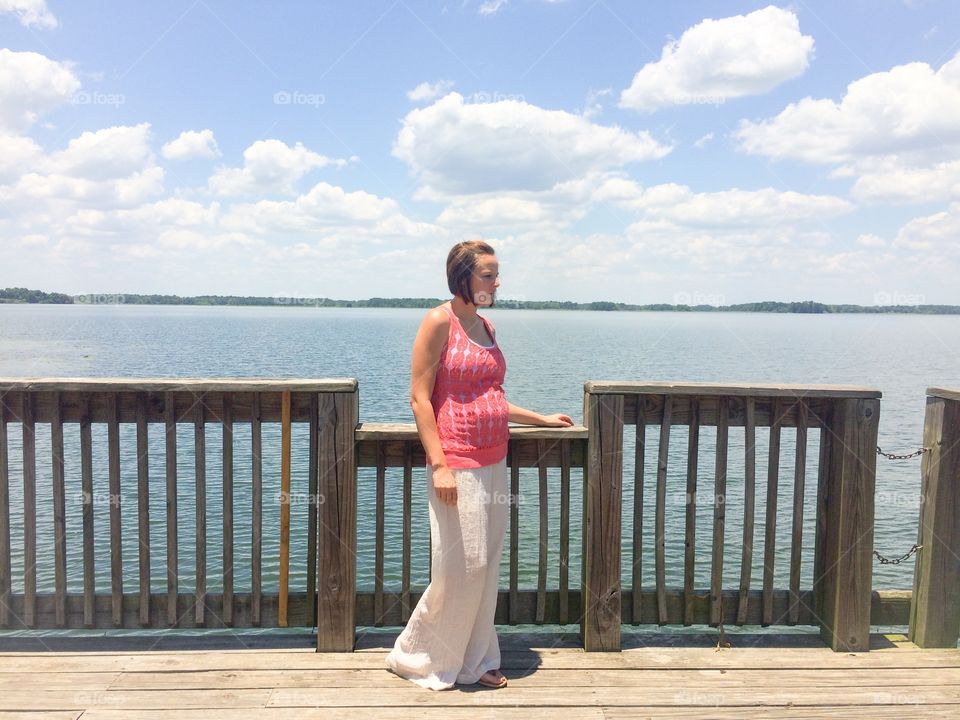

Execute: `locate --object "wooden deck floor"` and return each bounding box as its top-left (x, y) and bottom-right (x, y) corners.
top-left (1, 630), bottom-right (959, 719)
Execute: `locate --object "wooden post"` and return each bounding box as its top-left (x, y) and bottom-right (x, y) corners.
top-left (316, 387), bottom-right (359, 652)
top-left (816, 396), bottom-right (880, 652)
top-left (909, 388), bottom-right (960, 647)
top-left (582, 387), bottom-right (623, 651)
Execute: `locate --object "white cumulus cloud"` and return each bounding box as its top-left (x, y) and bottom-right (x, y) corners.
top-left (407, 80), bottom-right (454, 103)
top-left (0, 49), bottom-right (81, 133)
top-left (620, 6), bottom-right (813, 112)
top-left (736, 50), bottom-right (960, 164)
top-left (0, 0), bottom-right (57, 28)
top-left (208, 139), bottom-right (345, 196)
top-left (162, 129), bottom-right (221, 160)
top-left (394, 92), bottom-right (671, 197)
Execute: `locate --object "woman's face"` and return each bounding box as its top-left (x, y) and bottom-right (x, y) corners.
top-left (470, 253), bottom-right (500, 306)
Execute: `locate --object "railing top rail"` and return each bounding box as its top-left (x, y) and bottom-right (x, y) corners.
top-left (927, 387), bottom-right (960, 402)
top-left (584, 380), bottom-right (881, 399)
top-left (356, 422), bottom-right (588, 440)
top-left (0, 377), bottom-right (358, 392)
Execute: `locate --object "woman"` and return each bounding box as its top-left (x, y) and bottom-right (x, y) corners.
top-left (386, 240), bottom-right (573, 691)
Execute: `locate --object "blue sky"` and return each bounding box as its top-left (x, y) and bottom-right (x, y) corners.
top-left (1, 0), bottom-right (959, 305)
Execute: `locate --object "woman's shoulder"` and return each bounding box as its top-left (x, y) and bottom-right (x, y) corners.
top-left (420, 303), bottom-right (452, 334)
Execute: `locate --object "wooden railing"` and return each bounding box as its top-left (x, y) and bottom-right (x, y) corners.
top-left (581, 382), bottom-right (881, 652)
top-left (0, 378), bottom-right (955, 653)
top-left (0, 378), bottom-right (358, 652)
top-left (354, 424), bottom-right (587, 628)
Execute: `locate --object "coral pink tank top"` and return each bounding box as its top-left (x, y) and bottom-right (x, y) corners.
top-left (429, 303), bottom-right (510, 469)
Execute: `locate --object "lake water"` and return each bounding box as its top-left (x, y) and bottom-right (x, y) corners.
top-left (1, 304), bottom-right (958, 623)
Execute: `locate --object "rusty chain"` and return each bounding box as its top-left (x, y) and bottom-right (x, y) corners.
top-left (876, 445), bottom-right (928, 460)
top-left (874, 544), bottom-right (923, 565)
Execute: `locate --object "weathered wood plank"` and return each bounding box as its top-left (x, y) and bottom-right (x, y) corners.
top-left (0, 388), bottom-right (344, 424)
top-left (910, 392), bottom-right (960, 647)
top-left (582, 391), bottom-right (623, 651)
top-left (819, 397), bottom-right (880, 652)
top-left (0, 378), bottom-right (357, 393)
top-left (585, 381), bottom-right (880, 399)
top-left (355, 427), bottom-right (587, 469)
top-left (316, 390), bottom-right (358, 651)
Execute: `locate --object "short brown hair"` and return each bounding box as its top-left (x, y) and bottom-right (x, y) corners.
top-left (446, 240), bottom-right (496, 305)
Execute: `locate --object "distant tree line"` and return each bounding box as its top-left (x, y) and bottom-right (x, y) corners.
top-left (1, 288), bottom-right (958, 314)
top-left (0, 287), bottom-right (73, 304)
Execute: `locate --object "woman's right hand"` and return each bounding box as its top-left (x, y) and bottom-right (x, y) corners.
top-left (432, 466), bottom-right (458, 506)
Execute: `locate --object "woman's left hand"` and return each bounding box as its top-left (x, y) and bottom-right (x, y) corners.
top-left (541, 413), bottom-right (574, 427)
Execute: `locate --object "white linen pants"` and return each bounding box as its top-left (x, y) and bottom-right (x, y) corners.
top-left (385, 457), bottom-right (508, 690)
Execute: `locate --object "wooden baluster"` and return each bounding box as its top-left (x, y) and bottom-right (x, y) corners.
top-left (710, 397), bottom-right (729, 627)
top-left (559, 439), bottom-right (571, 626)
top-left (632, 398), bottom-right (645, 624)
top-left (82, 393), bottom-right (95, 627)
top-left (788, 399), bottom-right (807, 625)
top-left (194, 398), bottom-right (206, 626)
top-left (401, 442), bottom-right (413, 623)
top-left (136, 392), bottom-right (151, 627)
top-left (107, 392), bottom-right (123, 627)
top-left (222, 394), bottom-right (234, 627)
top-left (762, 397), bottom-right (782, 626)
top-left (683, 397), bottom-right (700, 626)
top-left (307, 393), bottom-right (319, 625)
top-left (737, 397), bottom-right (756, 625)
top-left (655, 395), bottom-right (672, 625)
top-left (374, 440), bottom-right (386, 626)
top-left (164, 392), bottom-right (178, 626)
top-left (52, 392), bottom-right (67, 627)
top-left (0, 393), bottom-right (9, 627)
top-left (509, 443), bottom-right (519, 624)
top-left (279, 391), bottom-right (290, 627)
top-left (536, 439), bottom-right (548, 625)
top-left (251, 392), bottom-right (262, 627)
top-left (22, 393), bottom-right (36, 627)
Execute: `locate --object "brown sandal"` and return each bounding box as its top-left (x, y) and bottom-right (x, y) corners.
top-left (477, 669), bottom-right (508, 688)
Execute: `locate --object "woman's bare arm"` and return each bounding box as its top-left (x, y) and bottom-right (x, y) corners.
top-left (507, 402), bottom-right (574, 427)
top-left (410, 307), bottom-right (458, 505)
